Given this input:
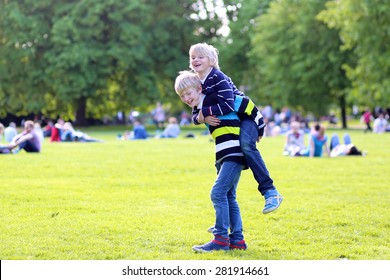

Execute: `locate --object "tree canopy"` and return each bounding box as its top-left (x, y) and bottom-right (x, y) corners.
top-left (1, 0), bottom-right (389, 126)
top-left (247, 0), bottom-right (351, 122)
top-left (317, 0), bottom-right (390, 109)
top-left (0, 0), bottom-right (226, 124)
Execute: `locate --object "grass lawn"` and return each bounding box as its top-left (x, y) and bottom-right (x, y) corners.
top-left (0, 124), bottom-right (389, 260)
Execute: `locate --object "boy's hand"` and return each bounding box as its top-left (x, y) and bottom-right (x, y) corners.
top-left (197, 111), bottom-right (205, 123)
top-left (205, 115), bottom-right (220, 126)
top-left (257, 136), bottom-right (262, 143)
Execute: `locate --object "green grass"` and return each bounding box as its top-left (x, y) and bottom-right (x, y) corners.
top-left (0, 125), bottom-right (389, 260)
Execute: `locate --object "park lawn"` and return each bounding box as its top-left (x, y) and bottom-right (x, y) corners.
top-left (0, 126), bottom-right (389, 260)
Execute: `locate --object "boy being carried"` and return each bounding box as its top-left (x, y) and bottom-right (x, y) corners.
top-left (189, 42), bottom-right (283, 214)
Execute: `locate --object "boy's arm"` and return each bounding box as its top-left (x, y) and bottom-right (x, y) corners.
top-left (9, 132), bottom-right (32, 148)
top-left (201, 76), bottom-right (235, 119)
top-left (192, 108), bottom-right (202, 125)
top-left (192, 108), bottom-right (221, 126)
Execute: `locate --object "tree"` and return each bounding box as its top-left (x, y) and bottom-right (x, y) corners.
top-left (0, 0), bottom-right (227, 124)
top-left (216, 0), bottom-right (271, 90)
top-left (247, 0), bottom-right (351, 127)
top-left (317, 0), bottom-right (390, 110)
top-left (0, 0), bottom-right (53, 117)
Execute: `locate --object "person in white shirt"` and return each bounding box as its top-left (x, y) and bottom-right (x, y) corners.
top-left (4, 122), bottom-right (18, 143)
top-left (373, 113), bottom-right (388, 133)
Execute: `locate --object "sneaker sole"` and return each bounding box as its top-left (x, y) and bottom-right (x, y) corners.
top-left (192, 246), bottom-right (230, 253)
top-left (230, 246), bottom-right (247, 250)
top-left (263, 197), bottom-right (283, 214)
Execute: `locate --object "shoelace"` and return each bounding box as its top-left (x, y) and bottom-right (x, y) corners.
top-left (265, 195), bottom-right (283, 205)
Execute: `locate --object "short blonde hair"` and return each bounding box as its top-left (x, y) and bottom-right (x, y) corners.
top-left (290, 121), bottom-right (300, 130)
top-left (174, 70), bottom-right (202, 96)
top-left (24, 120), bottom-right (34, 129)
top-left (189, 42), bottom-right (220, 70)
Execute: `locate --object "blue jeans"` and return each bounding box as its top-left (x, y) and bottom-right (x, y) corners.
top-left (18, 140), bottom-right (40, 152)
top-left (240, 119), bottom-right (275, 195)
top-left (330, 133), bottom-right (352, 150)
top-left (212, 161), bottom-right (244, 243)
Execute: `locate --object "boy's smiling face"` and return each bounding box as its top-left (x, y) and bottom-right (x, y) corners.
top-left (179, 86), bottom-right (203, 108)
top-left (190, 51), bottom-right (212, 76)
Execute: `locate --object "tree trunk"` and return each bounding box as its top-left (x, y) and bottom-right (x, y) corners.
top-left (340, 95), bottom-right (347, 129)
top-left (75, 96), bottom-right (88, 127)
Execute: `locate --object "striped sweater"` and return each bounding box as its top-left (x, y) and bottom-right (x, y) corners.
top-left (193, 67), bottom-right (265, 136)
top-left (193, 95), bottom-right (245, 165)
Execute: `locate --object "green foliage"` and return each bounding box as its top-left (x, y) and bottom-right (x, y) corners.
top-left (1, 0), bottom-right (389, 124)
top-left (0, 127), bottom-right (389, 259)
top-left (0, 0), bottom-right (226, 122)
top-left (216, 0), bottom-right (272, 88)
top-left (248, 0), bottom-right (350, 117)
top-left (317, 0), bottom-right (390, 108)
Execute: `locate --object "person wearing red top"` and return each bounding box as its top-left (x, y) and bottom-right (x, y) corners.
top-left (362, 108), bottom-right (373, 133)
top-left (50, 119), bottom-right (64, 142)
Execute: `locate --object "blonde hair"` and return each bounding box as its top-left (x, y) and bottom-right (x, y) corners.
top-left (24, 120), bottom-right (34, 129)
top-left (174, 70), bottom-right (202, 96)
top-left (168, 117), bottom-right (178, 124)
top-left (189, 42), bottom-right (220, 70)
top-left (290, 121), bottom-right (300, 130)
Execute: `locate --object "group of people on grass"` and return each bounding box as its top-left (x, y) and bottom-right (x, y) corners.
top-left (361, 109), bottom-right (389, 134)
top-left (283, 121), bottom-right (366, 158)
top-left (1, 41), bottom-right (385, 255)
top-left (43, 119), bottom-right (102, 143)
top-left (118, 116), bottom-right (181, 140)
top-left (0, 120), bottom-right (42, 154)
top-left (0, 118), bottom-right (103, 154)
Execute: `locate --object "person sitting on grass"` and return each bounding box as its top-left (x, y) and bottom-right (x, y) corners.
top-left (158, 117), bottom-right (181, 138)
top-left (301, 124), bottom-right (330, 157)
top-left (119, 120), bottom-right (148, 140)
top-left (4, 122), bottom-right (18, 143)
top-left (7, 120), bottom-right (42, 153)
top-left (0, 123), bottom-right (10, 154)
top-left (283, 121), bottom-right (307, 156)
top-left (373, 113), bottom-right (388, 134)
top-left (0, 122), bottom-right (4, 142)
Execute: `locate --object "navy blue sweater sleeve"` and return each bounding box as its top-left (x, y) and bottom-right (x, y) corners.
top-left (201, 70), bottom-right (235, 118)
top-left (192, 107), bottom-right (201, 125)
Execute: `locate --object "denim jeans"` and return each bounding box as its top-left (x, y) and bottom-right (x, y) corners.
top-left (212, 161), bottom-right (244, 243)
top-left (18, 140), bottom-right (39, 152)
top-left (239, 119), bottom-right (275, 195)
top-left (330, 133), bottom-right (352, 150)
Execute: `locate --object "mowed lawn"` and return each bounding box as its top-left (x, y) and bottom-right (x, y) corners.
top-left (0, 126), bottom-right (389, 260)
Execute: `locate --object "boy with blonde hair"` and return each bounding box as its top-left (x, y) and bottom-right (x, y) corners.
top-left (189, 42), bottom-right (283, 214)
top-left (175, 70), bottom-right (261, 252)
